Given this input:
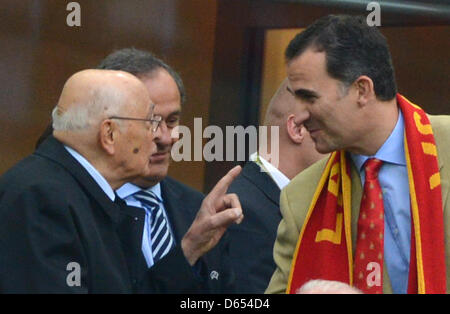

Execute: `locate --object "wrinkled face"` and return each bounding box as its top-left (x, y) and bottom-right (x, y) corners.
top-left (286, 49), bottom-right (362, 154)
top-left (114, 92), bottom-right (156, 180)
top-left (140, 69), bottom-right (181, 183)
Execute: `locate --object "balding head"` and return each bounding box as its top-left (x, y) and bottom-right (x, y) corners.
top-left (52, 69), bottom-right (156, 189)
top-left (261, 78), bottom-right (309, 147)
top-left (259, 78), bottom-right (326, 180)
top-left (263, 78), bottom-right (306, 128)
top-left (53, 69), bottom-right (149, 132)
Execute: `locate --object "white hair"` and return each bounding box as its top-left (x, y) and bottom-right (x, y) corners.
top-left (296, 279), bottom-right (363, 294)
top-left (52, 85), bottom-right (125, 131)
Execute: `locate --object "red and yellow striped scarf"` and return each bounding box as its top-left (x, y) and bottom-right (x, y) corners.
top-left (287, 94), bottom-right (446, 294)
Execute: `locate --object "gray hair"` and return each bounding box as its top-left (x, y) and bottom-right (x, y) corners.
top-left (297, 279), bottom-right (363, 294)
top-left (52, 85), bottom-right (125, 131)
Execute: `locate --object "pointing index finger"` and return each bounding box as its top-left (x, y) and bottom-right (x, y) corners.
top-left (207, 165), bottom-right (242, 200)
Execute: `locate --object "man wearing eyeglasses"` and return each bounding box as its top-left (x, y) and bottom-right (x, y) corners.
top-left (0, 67), bottom-right (243, 293)
top-left (101, 48), bottom-right (240, 293)
top-left (0, 69), bottom-right (157, 292)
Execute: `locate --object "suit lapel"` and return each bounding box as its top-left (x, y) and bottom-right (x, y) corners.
top-left (242, 162), bottom-right (281, 206)
top-left (160, 179), bottom-right (190, 242)
top-left (115, 204), bottom-right (147, 286)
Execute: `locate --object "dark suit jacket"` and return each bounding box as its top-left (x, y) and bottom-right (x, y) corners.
top-left (0, 136), bottom-right (138, 293)
top-left (227, 161), bottom-right (281, 293)
top-left (129, 177), bottom-right (235, 293)
top-left (0, 135), bottom-right (235, 293)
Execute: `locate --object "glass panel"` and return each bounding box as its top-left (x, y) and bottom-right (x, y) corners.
top-left (260, 28), bottom-right (303, 124)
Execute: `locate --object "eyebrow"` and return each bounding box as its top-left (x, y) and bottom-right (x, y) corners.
top-left (156, 110), bottom-right (182, 120)
top-left (286, 86), bottom-right (319, 99)
top-left (168, 110), bottom-right (182, 117)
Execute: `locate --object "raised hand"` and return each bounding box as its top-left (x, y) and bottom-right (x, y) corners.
top-left (181, 166), bottom-right (243, 265)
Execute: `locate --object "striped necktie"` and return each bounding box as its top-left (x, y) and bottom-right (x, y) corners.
top-left (133, 190), bottom-right (175, 264)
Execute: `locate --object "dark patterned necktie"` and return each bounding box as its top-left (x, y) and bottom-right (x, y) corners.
top-left (133, 190), bottom-right (175, 264)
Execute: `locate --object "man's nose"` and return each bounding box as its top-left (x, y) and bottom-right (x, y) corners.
top-left (301, 108), bottom-right (311, 123)
top-left (154, 120), bottom-right (173, 145)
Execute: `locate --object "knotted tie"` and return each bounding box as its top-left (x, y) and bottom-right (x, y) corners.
top-left (353, 158), bottom-right (384, 294)
top-left (133, 190), bottom-right (175, 264)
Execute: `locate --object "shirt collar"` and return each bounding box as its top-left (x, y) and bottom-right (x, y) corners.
top-left (250, 152), bottom-right (290, 190)
top-left (351, 109), bottom-right (406, 172)
top-left (64, 145), bottom-right (116, 201)
top-left (116, 182), bottom-right (162, 201)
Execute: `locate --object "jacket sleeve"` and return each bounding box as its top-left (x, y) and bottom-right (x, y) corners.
top-left (142, 245), bottom-right (205, 293)
top-left (143, 238), bottom-right (236, 294)
top-left (0, 184), bottom-right (88, 293)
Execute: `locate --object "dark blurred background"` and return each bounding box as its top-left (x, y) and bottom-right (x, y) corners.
top-left (1, 0), bottom-right (449, 192)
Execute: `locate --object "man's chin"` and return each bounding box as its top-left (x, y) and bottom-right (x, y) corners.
top-left (314, 140), bottom-right (336, 154)
top-left (135, 167), bottom-right (168, 188)
top-left (147, 164), bottom-right (169, 180)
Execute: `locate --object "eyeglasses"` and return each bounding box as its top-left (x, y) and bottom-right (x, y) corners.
top-left (109, 115), bottom-right (162, 132)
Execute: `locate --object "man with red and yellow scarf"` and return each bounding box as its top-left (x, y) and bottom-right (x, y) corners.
top-left (266, 15), bottom-right (450, 294)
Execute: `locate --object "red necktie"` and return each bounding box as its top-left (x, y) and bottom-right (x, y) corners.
top-left (353, 158), bottom-right (384, 294)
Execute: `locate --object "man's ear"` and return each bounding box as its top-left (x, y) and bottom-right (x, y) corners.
top-left (354, 75), bottom-right (375, 107)
top-left (287, 114), bottom-right (305, 144)
top-left (99, 119), bottom-right (117, 155)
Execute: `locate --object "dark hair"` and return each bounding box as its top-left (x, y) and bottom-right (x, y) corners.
top-left (285, 15), bottom-right (397, 101)
top-left (97, 47), bottom-right (186, 104)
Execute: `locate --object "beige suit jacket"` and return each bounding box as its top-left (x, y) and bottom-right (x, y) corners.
top-left (266, 115), bottom-right (450, 294)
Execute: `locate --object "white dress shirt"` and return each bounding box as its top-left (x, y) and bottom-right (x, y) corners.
top-left (250, 152), bottom-right (290, 190)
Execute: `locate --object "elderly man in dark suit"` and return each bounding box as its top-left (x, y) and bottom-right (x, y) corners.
top-left (0, 67), bottom-right (243, 293)
top-left (227, 78), bottom-right (326, 293)
top-left (0, 69), bottom-right (157, 292)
